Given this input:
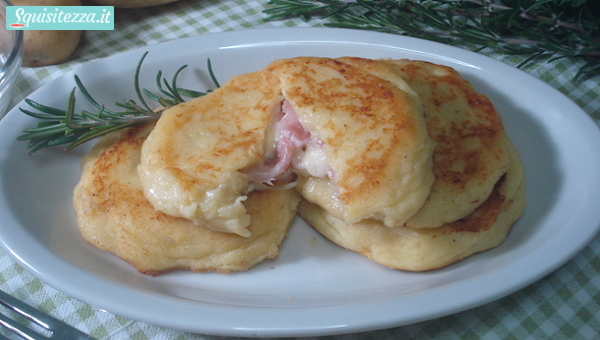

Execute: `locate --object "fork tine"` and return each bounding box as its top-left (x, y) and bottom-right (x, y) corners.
top-left (0, 289), bottom-right (95, 340)
top-left (0, 310), bottom-right (45, 340)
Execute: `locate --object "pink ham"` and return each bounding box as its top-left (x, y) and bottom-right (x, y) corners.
top-left (246, 100), bottom-right (330, 187)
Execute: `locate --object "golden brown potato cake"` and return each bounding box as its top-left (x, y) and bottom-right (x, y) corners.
top-left (73, 124), bottom-right (300, 275)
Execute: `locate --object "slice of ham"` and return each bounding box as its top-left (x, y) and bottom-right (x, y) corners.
top-left (246, 100), bottom-right (331, 187)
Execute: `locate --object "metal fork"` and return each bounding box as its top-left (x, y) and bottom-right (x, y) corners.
top-left (0, 288), bottom-right (95, 340)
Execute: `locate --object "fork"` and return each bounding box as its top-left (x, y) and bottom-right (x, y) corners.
top-left (0, 288), bottom-right (95, 340)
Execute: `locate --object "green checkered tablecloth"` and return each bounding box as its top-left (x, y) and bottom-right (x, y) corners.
top-left (1, 0), bottom-right (599, 339)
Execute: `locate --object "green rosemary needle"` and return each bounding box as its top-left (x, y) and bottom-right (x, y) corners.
top-left (17, 52), bottom-right (218, 153)
top-left (264, 0), bottom-right (600, 78)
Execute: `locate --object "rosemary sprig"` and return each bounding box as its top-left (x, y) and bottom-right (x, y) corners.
top-left (17, 52), bottom-right (218, 153)
top-left (264, 0), bottom-right (600, 78)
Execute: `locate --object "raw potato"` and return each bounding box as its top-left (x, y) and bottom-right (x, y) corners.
top-left (89, 0), bottom-right (179, 8)
top-left (12, 0), bottom-right (83, 67)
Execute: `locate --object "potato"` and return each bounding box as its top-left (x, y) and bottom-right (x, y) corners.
top-left (12, 0), bottom-right (83, 67)
top-left (88, 0), bottom-right (179, 8)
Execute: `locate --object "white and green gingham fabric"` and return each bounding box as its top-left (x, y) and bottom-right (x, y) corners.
top-left (2, 0), bottom-right (600, 339)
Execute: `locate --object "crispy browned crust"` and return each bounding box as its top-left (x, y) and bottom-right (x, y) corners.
top-left (384, 59), bottom-right (511, 228)
top-left (146, 70), bottom-right (281, 180)
top-left (267, 57), bottom-right (435, 227)
top-left (298, 137), bottom-right (525, 272)
top-left (74, 57), bottom-right (525, 275)
top-left (73, 124), bottom-right (300, 275)
top-left (387, 60), bottom-right (506, 184)
top-left (137, 68), bottom-right (285, 236)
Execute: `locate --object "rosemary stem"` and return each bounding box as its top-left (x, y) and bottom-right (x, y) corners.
top-left (17, 53), bottom-right (220, 152)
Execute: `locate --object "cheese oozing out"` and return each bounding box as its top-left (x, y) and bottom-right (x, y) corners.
top-left (246, 100), bottom-right (333, 188)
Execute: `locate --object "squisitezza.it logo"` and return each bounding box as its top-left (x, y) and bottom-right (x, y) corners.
top-left (6, 6), bottom-right (114, 30)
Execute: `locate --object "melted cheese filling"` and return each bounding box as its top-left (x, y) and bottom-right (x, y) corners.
top-left (246, 100), bottom-right (333, 187)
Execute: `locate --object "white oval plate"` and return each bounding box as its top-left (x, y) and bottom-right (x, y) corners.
top-left (1, 28), bottom-right (600, 338)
